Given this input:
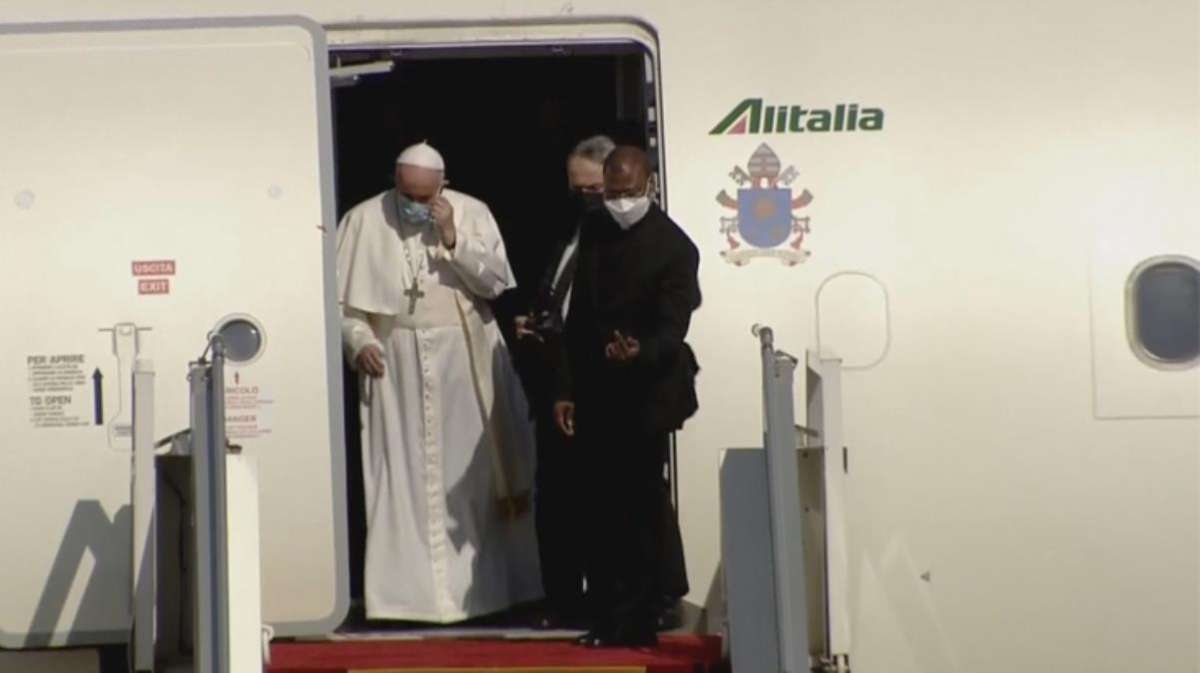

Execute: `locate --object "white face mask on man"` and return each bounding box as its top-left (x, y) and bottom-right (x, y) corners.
top-left (604, 195), bottom-right (651, 229)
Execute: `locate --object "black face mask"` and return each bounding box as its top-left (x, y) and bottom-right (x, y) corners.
top-left (572, 189), bottom-right (606, 214)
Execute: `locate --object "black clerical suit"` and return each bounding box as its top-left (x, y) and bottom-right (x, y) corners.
top-left (514, 230), bottom-right (585, 621)
top-left (552, 203), bottom-right (700, 640)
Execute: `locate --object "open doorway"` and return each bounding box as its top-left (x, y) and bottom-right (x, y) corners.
top-left (329, 41), bottom-right (660, 625)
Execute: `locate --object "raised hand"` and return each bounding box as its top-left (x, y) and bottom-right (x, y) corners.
top-left (604, 330), bottom-right (640, 364)
top-left (431, 196), bottom-right (455, 249)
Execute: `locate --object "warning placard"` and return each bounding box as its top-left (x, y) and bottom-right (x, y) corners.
top-left (225, 383), bottom-right (275, 440)
top-left (27, 354), bottom-right (94, 429)
top-left (132, 260), bottom-right (176, 276)
top-left (138, 279), bottom-right (170, 295)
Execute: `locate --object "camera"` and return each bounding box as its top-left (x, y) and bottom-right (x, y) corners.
top-left (531, 309), bottom-right (563, 336)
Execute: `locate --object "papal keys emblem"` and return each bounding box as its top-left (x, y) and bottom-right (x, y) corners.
top-left (717, 143), bottom-right (813, 265)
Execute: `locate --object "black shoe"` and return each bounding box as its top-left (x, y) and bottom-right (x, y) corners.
top-left (580, 624), bottom-right (657, 648)
top-left (534, 610), bottom-right (581, 631)
top-left (655, 598), bottom-right (684, 631)
top-left (532, 599), bottom-right (588, 630)
top-left (575, 628), bottom-right (609, 647)
top-left (613, 625), bottom-right (658, 648)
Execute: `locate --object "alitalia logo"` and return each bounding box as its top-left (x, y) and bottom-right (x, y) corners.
top-left (710, 98), bottom-right (884, 135)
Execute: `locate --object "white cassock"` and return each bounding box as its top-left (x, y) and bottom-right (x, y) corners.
top-left (336, 188), bottom-right (542, 622)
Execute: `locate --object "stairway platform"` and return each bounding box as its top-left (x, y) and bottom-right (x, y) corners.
top-left (268, 634), bottom-right (724, 673)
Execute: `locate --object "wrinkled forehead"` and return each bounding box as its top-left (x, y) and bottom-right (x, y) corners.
top-left (567, 157), bottom-right (605, 187)
top-left (604, 162), bottom-right (646, 190)
top-left (396, 164), bottom-right (444, 193)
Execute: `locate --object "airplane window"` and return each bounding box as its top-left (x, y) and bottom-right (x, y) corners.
top-left (1128, 256), bottom-right (1200, 368)
top-left (213, 315), bottom-right (266, 364)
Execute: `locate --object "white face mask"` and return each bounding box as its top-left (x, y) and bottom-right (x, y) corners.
top-left (604, 195), bottom-right (651, 229)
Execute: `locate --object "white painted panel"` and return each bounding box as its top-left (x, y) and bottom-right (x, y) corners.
top-left (0, 19), bottom-right (345, 646)
top-left (227, 454), bottom-right (264, 672)
top-left (816, 272), bottom-right (890, 369)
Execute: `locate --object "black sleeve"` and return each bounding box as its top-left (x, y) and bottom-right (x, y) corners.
top-left (636, 237), bottom-right (701, 370)
top-left (530, 241), bottom-right (563, 315)
top-left (547, 328), bottom-right (573, 404)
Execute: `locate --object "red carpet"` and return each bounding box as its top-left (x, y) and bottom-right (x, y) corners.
top-left (268, 635), bottom-right (723, 673)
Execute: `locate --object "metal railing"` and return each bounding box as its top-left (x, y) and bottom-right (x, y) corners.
top-left (188, 338), bottom-right (232, 673)
top-left (753, 325), bottom-right (811, 673)
top-left (132, 337), bottom-right (234, 673)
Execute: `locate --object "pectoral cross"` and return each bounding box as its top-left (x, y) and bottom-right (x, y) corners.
top-left (404, 278), bottom-right (425, 314)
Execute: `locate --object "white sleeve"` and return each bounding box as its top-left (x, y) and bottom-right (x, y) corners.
top-left (437, 200), bottom-right (517, 299)
top-left (341, 306), bottom-right (382, 364)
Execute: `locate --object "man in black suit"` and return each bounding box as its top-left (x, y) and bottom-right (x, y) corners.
top-left (552, 146), bottom-right (700, 647)
top-left (514, 135), bottom-right (615, 629)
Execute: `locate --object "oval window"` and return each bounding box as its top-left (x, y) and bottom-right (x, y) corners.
top-left (1127, 256), bottom-right (1200, 368)
top-left (213, 314), bottom-right (267, 365)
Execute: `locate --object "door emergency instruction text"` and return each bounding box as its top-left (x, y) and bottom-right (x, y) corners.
top-left (27, 354), bottom-right (94, 429)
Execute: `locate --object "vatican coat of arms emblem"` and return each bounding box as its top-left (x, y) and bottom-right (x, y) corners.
top-left (716, 143), bottom-right (813, 266)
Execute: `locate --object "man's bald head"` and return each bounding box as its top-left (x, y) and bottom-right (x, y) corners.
top-left (603, 146), bottom-right (652, 198)
top-left (605, 146), bottom-right (651, 181)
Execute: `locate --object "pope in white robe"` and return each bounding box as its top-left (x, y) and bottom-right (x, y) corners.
top-left (336, 142), bottom-right (542, 622)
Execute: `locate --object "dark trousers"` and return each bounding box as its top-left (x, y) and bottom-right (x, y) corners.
top-left (579, 423), bottom-right (688, 632)
top-left (533, 413), bottom-right (586, 613)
